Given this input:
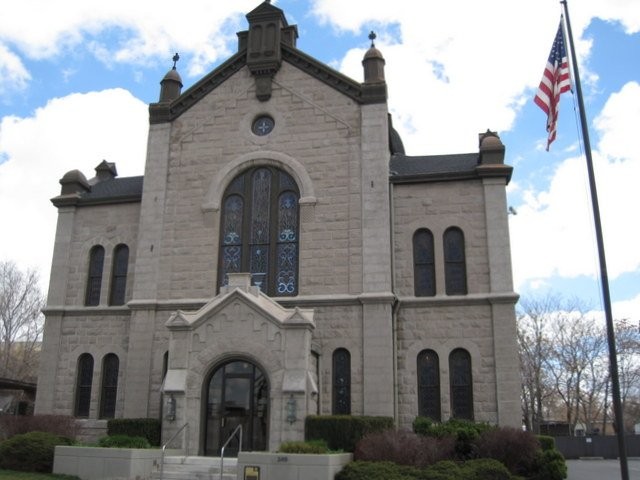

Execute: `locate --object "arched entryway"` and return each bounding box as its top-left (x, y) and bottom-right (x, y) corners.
top-left (203, 359), bottom-right (269, 456)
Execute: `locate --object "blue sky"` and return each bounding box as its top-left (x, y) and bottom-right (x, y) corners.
top-left (0, 0), bottom-right (638, 321)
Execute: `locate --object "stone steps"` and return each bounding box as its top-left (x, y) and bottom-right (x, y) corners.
top-left (152, 456), bottom-right (237, 480)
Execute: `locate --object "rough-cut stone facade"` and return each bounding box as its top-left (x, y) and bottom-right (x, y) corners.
top-left (36, 2), bottom-right (520, 453)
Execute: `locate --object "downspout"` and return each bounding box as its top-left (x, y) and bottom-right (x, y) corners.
top-left (389, 179), bottom-right (400, 428)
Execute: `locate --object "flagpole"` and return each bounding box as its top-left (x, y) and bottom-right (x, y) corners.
top-left (560, 2), bottom-right (629, 479)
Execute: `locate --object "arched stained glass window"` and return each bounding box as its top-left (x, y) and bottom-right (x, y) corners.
top-left (218, 166), bottom-right (299, 296)
top-left (417, 349), bottom-right (441, 421)
top-left (99, 353), bottom-right (119, 419)
top-left (74, 353), bottom-right (93, 417)
top-left (413, 229), bottom-right (436, 296)
top-left (449, 348), bottom-right (473, 420)
top-left (443, 227), bottom-right (467, 295)
top-left (332, 348), bottom-right (351, 415)
top-left (85, 246), bottom-right (105, 306)
top-left (109, 244), bottom-right (129, 306)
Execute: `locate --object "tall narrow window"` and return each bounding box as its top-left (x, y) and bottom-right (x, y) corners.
top-left (85, 246), bottom-right (105, 306)
top-left (443, 227), bottom-right (467, 295)
top-left (109, 244), bottom-right (129, 306)
top-left (417, 349), bottom-right (441, 421)
top-left (413, 229), bottom-right (436, 296)
top-left (74, 354), bottom-right (93, 417)
top-left (332, 348), bottom-right (351, 415)
top-left (449, 348), bottom-right (473, 420)
top-left (218, 166), bottom-right (299, 296)
top-left (99, 353), bottom-right (119, 418)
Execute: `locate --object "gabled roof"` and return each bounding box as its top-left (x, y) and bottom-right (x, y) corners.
top-left (149, 45), bottom-right (370, 124)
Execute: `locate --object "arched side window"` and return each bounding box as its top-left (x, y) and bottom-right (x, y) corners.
top-left (443, 227), bottom-right (467, 295)
top-left (417, 349), bottom-right (441, 421)
top-left (109, 244), bottom-right (129, 306)
top-left (449, 348), bottom-right (473, 420)
top-left (99, 353), bottom-right (119, 419)
top-left (85, 246), bottom-right (105, 306)
top-left (218, 166), bottom-right (300, 296)
top-left (332, 348), bottom-right (351, 415)
top-left (74, 353), bottom-right (94, 417)
top-left (413, 229), bottom-right (436, 296)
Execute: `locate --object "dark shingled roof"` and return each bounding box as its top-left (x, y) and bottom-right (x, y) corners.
top-left (79, 176), bottom-right (143, 205)
top-left (390, 153), bottom-right (480, 183)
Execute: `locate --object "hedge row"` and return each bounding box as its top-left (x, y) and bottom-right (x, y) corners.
top-left (305, 415), bottom-right (393, 452)
top-left (107, 418), bottom-right (161, 447)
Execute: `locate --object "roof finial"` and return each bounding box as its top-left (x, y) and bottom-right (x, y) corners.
top-left (172, 52), bottom-right (180, 70)
top-left (368, 31), bottom-right (377, 48)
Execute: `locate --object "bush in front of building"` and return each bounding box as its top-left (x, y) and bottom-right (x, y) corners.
top-left (107, 418), bottom-right (160, 447)
top-left (0, 431), bottom-right (74, 473)
top-left (335, 458), bottom-right (515, 480)
top-left (97, 434), bottom-right (151, 449)
top-left (473, 426), bottom-right (540, 476)
top-left (528, 447), bottom-right (567, 480)
top-left (413, 417), bottom-right (495, 460)
top-left (0, 414), bottom-right (78, 441)
top-left (305, 415), bottom-right (393, 452)
top-left (278, 439), bottom-right (329, 454)
top-left (354, 428), bottom-right (455, 467)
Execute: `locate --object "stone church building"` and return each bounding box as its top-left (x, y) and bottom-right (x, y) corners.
top-left (36, 2), bottom-right (520, 454)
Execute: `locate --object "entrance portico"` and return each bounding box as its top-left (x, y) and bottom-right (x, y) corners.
top-left (161, 273), bottom-right (316, 454)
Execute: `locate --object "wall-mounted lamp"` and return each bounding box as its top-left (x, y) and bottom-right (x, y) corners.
top-left (286, 395), bottom-right (297, 424)
top-left (165, 394), bottom-right (176, 421)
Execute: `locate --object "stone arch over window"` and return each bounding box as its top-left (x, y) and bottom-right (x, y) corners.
top-left (74, 353), bottom-right (93, 417)
top-left (109, 244), bottom-right (129, 306)
top-left (85, 246), bottom-right (105, 306)
top-left (99, 353), bottom-right (119, 418)
top-left (413, 229), bottom-right (436, 296)
top-left (332, 348), bottom-right (351, 415)
top-left (443, 227), bottom-right (467, 295)
top-left (449, 348), bottom-right (473, 420)
top-left (202, 151), bottom-right (316, 213)
top-left (217, 166), bottom-right (300, 296)
top-left (417, 349), bottom-right (441, 421)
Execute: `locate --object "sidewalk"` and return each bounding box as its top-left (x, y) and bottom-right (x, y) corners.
top-left (566, 459), bottom-right (640, 480)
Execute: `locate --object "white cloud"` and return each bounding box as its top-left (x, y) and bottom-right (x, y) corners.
top-left (0, 0), bottom-right (258, 77)
top-left (0, 42), bottom-right (30, 94)
top-left (0, 89), bottom-right (148, 290)
top-left (509, 81), bottom-right (640, 289)
top-left (612, 293), bottom-right (640, 322)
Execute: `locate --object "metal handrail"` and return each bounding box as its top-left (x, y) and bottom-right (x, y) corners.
top-left (219, 424), bottom-right (243, 480)
top-left (159, 422), bottom-right (189, 480)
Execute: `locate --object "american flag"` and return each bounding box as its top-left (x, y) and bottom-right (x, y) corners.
top-left (534, 20), bottom-right (572, 150)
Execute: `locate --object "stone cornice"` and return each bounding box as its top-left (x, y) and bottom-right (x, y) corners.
top-left (397, 292), bottom-right (519, 308)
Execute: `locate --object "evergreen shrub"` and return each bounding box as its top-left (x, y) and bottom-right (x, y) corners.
top-left (529, 448), bottom-right (567, 480)
top-left (305, 415), bottom-right (393, 452)
top-left (278, 439), bottom-right (329, 454)
top-left (107, 418), bottom-right (161, 446)
top-left (536, 434), bottom-right (556, 451)
top-left (0, 431), bottom-right (74, 472)
top-left (412, 417), bottom-right (494, 460)
top-left (98, 434), bottom-right (151, 449)
top-left (335, 458), bottom-right (517, 480)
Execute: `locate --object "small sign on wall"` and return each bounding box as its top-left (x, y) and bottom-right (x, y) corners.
top-left (244, 465), bottom-right (260, 480)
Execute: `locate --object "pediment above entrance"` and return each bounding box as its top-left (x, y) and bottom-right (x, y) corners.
top-left (165, 273), bottom-right (314, 333)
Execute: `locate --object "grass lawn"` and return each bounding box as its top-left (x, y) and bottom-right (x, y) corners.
top-left (0, 471), bottom-right (80, 479)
